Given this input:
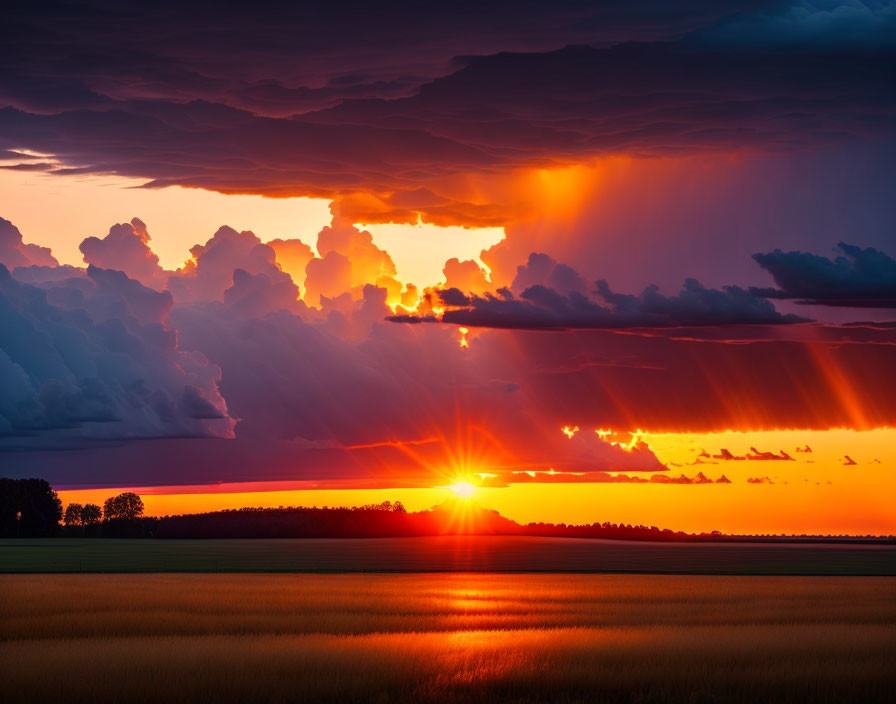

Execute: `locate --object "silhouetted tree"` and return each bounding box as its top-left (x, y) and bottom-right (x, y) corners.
top-left (103, 492), bottom-right (144, 521)
top-left (0, 478), bottom-right (63, 537)
top-left (64, 503), bottom-right (84, 527)
top-left (81, 503), bottom-right (102, 525)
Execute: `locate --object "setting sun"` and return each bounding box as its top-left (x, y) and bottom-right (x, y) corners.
top-left (449, 481), bottom-right (476, 498)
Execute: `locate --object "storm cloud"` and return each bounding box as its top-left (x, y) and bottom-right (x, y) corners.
top-left (0, 262), bottom-right (233, 445)
top-left (1, 2), bottom-right (894, 224)
top-left (391, 257), bottom-right (806, 330)
top-left (751, 243), bottom-right (896, 307)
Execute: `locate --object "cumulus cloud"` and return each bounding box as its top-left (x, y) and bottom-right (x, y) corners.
top-left (0, 262), bottom-right (233, 445)
top-left (267, 238), bottom-right (314, 293)
top-left (0, 216), bottom-right (58, 268)
top-left (167, 225), bottom-right (293, 304)
top-left (319, 222), bottom-right (397, 286)
top-left (751, 242), bottom-right (896, 307)
top-left (304, 251), bottom-right (352, 307)
top-left (511, 253), bottom-right (589, 297)
top-left (167, 286), bottom-right (667, 476)
top-left (442, 258), bottom-right (491, 295)
top-left (78, 218), bottom-right (167, 287)
top-left (221, 268), bottom-right (303, 319)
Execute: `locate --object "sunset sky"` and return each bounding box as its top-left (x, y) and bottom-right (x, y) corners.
top-left (2, 0), bottom-right (895, 534)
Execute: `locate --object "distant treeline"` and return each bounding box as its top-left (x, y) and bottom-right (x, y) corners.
top-left (150, 505), bottom-right (895, 543)
top-left (2, 479), bottom-right (893, 542)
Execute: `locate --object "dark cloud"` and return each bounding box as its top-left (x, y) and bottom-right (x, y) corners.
top-left (695, 0), bottom-right (896, 49)
top-left (11, 264), bottom-right (84, 284)
top-left (477, 467), bottom-right (736, 487)
top-left (0, 262), bottom-right (233, 443)
top-left (1, 3), bottom-right (892, 221)
top-left (649, 471), bottom-right (729, 484)
top-left (0, 162), bottom-right (55, 171)
top-left (511, 253), bottom-right (589, 297)
top-left (1, 2), bottom-right (756, 112)
top-left (747, 447), bottom-right (794, 461)
top-left (392, 260), bottom-right (805, 330)
top-left (710, 447), bottom-right (795, 461)
top-left (179, 385), bottom-right (226, 420)
top-left (751, 242), bottom-right (896, 307)
top-left (711, 449), bottom-right (743, 460)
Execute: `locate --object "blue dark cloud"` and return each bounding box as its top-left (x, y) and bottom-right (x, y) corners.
top-left (695, 0), bottom-right (896, 49)
top-left (751, 242), bottom-right (896, 307)
top-left (0, 261), bottom-right (233, 444)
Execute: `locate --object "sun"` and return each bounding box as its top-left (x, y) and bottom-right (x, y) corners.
top-left (448, 481), bottom-right (476, 498)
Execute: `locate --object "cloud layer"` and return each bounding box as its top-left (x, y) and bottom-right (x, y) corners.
top-left (2, 2), bottom-right (894, 224)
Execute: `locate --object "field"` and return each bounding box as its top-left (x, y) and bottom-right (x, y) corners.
top-left (2, 573), bottom-right (895, 703)
top-left (3, 536), bottom-right (896, 574)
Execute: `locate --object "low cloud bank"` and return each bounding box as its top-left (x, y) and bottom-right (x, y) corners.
top-left (1, 216), bottom-right (895, 486)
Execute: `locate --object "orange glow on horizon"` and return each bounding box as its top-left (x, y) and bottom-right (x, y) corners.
top-left (55, 427), bottom-right (896, 536)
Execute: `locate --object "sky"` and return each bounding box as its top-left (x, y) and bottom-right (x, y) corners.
top-left (1, 0), bottom-right (895, 534)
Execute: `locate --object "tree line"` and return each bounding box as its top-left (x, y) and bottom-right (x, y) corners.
top-left (0, 478), bottom-right (148, 537)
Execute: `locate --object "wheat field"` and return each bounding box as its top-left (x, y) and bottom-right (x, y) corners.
top-left (2, 574), bottom-right (894, 703)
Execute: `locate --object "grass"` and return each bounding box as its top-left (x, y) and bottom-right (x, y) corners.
top-left (2, 574), bottom-right (895, 703)
top-left (3, 536), bottom-right (896, 574)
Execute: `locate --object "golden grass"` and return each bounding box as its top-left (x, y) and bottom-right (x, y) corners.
top-left (2, 575), bottom-right (895, 703)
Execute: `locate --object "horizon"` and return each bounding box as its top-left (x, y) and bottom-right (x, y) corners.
top-left (43, 485), bottom-right (896, 540)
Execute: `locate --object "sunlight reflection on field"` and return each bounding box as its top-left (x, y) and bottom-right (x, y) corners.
top-left (2, 574), bottom-right (895, 703)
